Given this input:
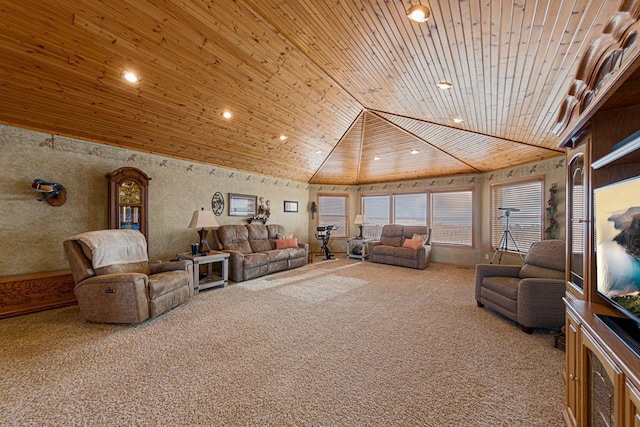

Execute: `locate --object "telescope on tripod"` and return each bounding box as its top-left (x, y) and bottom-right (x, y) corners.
top-left (491, 207), bottom-right (524, 264)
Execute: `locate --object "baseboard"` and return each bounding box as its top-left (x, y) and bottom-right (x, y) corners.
top-left (0, 270), bottom-right (77, 319)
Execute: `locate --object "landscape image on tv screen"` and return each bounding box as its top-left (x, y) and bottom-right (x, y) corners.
top-left (595, 177), bottom-right (640, 320)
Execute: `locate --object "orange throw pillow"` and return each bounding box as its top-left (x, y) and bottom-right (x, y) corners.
top-left (402, 238), bottom-right (422, 250)
top-left (275, 237), bottom-right (298, 249)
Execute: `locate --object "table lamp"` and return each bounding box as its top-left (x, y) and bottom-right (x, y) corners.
top-left (188, 207), bottom-right (219, 254)
top-left (354, 214), bottom-right (365, 239)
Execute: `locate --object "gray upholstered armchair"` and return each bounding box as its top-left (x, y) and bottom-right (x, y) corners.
top-left (475, 239), bottom-right (566, 333)
top-left (64, 229), bottom-right (193, 323)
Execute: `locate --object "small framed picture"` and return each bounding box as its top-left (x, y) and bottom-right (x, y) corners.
top-left (284, 200), bottom-right (298, 213)
top-left (228, 193), bottom-right (257, 217)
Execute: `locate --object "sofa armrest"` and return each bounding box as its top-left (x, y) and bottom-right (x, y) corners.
top-left (150, 260), bottom-right (192, 274)
top-left (517, 278), bottom-right (566, 328)
top-left (475, 264), bottom-right (521, 301)
top-left (222, 250), bottom-right (245, 282)
top-left (298, 242), bottom-right (309, 261)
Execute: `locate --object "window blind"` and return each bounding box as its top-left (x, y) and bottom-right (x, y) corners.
top-left (318, 195), bottom-right (347, 237)
top-left (491, 179), bottom-right (543, 253)
top-left (431, 190), bottom-right (473, 246)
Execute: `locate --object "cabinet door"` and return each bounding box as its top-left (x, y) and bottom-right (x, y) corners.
top-left (567, 144), bottom-right (590, 297)
top-left (565, 310), bottom-right (581, 427)
top-left (626, 380), bottom-right (640, 427)
top-left (581, 329), bottom-right (625, 427)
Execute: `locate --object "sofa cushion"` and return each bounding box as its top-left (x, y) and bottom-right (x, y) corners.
top-left (373, 245), bottom-right (396, 256)
top-left (482, 276), bottom-right (520, 300)
top-left (224, 240), bottom-right (253, 254)
top-left (267, 224), bottom-right (286, 239)
top-left (148, 270), bottom-right (190, 299)
top-left (519, 264), bottom-right (565, 280)
top-left (243, 252), bottom-right (269, 269)
top-left (95, 261), bottom-right (151, 276)
top-left (523, 240), bottom-right (565, 272)
top-left (250, 239), bottom-right (274, 253)
top-left (380, 236), bottom-right (403, 247)
top-left (247, 224), bottom-right (269, 240)
top-left (395, 246), bottom-right (422, 259)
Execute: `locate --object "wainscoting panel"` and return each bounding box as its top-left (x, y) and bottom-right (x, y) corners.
top-left (0, 270), bottom-right (76, 318)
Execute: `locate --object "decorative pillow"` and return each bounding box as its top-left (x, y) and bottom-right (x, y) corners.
top-left (411, 233), bottom-right (429, 244)
top-left (275, 237), bottom-right (298, 249)
top-left (402, 239), bottom-right (422, 250)
top-left (277, 233), bottom-right (294, 240)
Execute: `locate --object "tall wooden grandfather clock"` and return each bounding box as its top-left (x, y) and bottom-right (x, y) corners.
top-left (106, 167), bottom-right (151, 242)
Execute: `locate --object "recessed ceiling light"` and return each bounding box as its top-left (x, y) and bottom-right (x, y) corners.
top-left (279, 135), bottom-right (288, 141)
top-left (453, 117), bottom-right (464, 123)
top-left (373, 155), bottom-right (381, 160)
top-left (407, 5), bottom-right (430, 23)
top-left (436, 81), bottom-right (452, 90)
top-left (410, 149), bottom-right (419, 154)
top-left (222, 111), bottom-right (232, 119)
top-left (122, 71), bottom-right (140, 83)
top-left (316, 149), bottom-right (323, 154)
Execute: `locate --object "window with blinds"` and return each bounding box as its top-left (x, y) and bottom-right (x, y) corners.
top-left (395, 193), bottom-right (427, 226)
top-left (318, 194), bottom-right (348, 237)
top-left (490, 178), bottom-right (543, 253)
top-left (431, 190), bottom-right (473, 246)
top-left (362, 195), bottom-right (390, 226)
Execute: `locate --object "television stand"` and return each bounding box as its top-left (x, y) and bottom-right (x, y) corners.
top-left (595, 314), bottom-right (640, 358)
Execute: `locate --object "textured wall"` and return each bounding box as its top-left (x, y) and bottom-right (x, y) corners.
top-left (0, 125), bottom-right (309, 276)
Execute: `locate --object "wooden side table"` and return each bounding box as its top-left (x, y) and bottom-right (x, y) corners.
top-left (346, 238), bottom-right (373, 260)
top-left (177, 251), bottom-right (230, 293)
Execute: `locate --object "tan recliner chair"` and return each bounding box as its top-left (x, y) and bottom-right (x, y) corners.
top-left (64, 229), bottom-right (193, 323)
top-left (475, 239), bottom-right (566, 333)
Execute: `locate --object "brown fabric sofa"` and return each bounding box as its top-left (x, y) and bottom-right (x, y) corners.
top-left (213, 224), bottom-right (308, 282)
top-left (64, 229), bottom-right (193, 323)
top-left (475, 239), bottom-right (566, 333)
top-left (368, 225), bottom-right (432, 269)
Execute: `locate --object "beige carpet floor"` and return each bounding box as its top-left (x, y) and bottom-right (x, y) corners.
top-left (0, 260), bottom-right (565, 426)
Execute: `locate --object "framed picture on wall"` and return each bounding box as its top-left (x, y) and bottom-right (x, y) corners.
top-left (228, 193), bottom-right (257, 216)
top-left (284, 200), bottom-right (298, 212)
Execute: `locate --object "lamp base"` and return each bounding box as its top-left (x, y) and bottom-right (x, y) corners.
top-left (198, 228), bottom-right (211, 254)
top-left (358, 224), bottom-right (364, 239)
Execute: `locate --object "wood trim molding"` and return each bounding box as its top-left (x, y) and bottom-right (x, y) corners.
top-left (0, 270), bottom-right (77, 319)
top-left (554, 1), bottom-right (640, 138)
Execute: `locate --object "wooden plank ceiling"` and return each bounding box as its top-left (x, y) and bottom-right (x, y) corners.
top-left (0, 0), bottom-right (634, 184)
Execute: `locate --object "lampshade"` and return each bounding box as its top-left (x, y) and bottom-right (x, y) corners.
top-left (188, 208), bottom-right (219, 229)
top-left (354, 214), bottom-right (365, 225)
top-left (188, 208), bottom-right (219, 255)
top-left (407, 5), bottom-right (430, 23)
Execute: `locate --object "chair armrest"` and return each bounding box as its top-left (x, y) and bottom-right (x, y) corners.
top-left (475, 264), bottom-right (521, 301)
top-left (75, 273), bottom-right (149, 297)
top-left (298, 242), bottom-right (309, 260)
top-left (150, 260), bottom-right (192, 274)
top-left (517, 278), bottom-right (566, 328)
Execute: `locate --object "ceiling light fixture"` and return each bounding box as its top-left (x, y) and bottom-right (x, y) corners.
top-left (373, 155), bottom-right (381, 160)
top-left (122, 71), bottom-right (140, 83)
top-left (316, 149), bottom-right (323, 154)
top-left (407, 5), bottom-right (430, 23)
top-left (410, 149), bottom-right (419, 154)
top-left (436, 81), bottom-right (453, 90)
top-left (222, 111), bottom-right (232, 119)
top-left (453, 117), bottom-right (464, 123)
top-left (279, 135), bottom-right (288, 141)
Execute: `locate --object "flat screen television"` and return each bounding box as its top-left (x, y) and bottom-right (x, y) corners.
top-left (594, 176), bottom-right (640, 356)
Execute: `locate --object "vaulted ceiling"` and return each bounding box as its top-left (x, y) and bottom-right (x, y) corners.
top-left (0, 1), bottom-right (639, 184)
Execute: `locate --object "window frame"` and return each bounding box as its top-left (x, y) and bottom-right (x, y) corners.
top-left (429, 187), bottom-right (474, 247)
top-left (490, 177), bottom-right (544, 254)
top-left (317, 193), bottom-right (349, 238)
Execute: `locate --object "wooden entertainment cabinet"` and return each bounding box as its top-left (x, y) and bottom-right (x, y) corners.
top-left (562, 92), bottom-right (640, 426)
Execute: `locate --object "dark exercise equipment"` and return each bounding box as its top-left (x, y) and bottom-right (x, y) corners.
top-left (315, 225), bottom-right (338, 260)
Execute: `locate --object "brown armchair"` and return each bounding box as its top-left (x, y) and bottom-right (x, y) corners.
top-left (475, 239), bottom-right (566, 333)
top-left (64, 229), bottom-right (193, 323)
